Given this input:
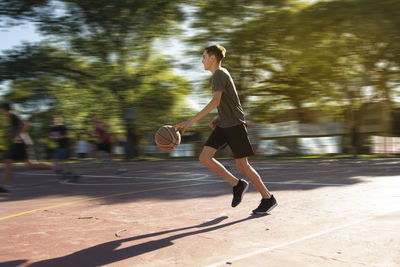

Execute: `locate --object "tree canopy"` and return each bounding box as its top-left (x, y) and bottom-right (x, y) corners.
top-left (1, 0), bottom-right (400, 156)
top-left (0, 0), bottom-right (192, 157)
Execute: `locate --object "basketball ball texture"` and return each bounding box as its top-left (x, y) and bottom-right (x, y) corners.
top-left (155, 125), bottom-right (181, 151)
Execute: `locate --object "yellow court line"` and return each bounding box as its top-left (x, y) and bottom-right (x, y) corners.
top-left (0, 181), bottom-right (221, 221)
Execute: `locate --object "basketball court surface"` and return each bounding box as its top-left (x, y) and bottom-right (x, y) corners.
top-left (1, 158), bottom-right (399, 266)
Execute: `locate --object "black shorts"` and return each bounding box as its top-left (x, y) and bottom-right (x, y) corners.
top-left (97, 143), bottom-right (111, 154)
top-left (6, 143), bottom-right (28, 161)
top-left (205, 124), bottom-right (254, 159)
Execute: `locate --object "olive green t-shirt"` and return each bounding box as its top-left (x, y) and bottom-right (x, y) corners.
top-left (211, 67), bottom-right (245, 128)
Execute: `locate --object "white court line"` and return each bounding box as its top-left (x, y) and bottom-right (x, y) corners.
top-left (59, 176), bottom-right (217, 186)
top-left (264, 181), bottom-right (349, 186)
top-left (78, 173), bottom-right (209, 181)
top-left (18, 172), bottom-right (212, 186)
top-left (17, 172), bottom-right (351, 187)
top-left (18, 172), bottom-right (208, 180)
top-left (204, 210), bottom-right (399, 267)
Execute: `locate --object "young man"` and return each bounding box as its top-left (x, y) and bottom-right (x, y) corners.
top-left (1, 103), bottom-right (53, 194)
top-left (175, 45), bottom-right (277, 215)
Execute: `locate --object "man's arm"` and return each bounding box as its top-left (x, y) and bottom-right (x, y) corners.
top-left (175, 90), bottom-right (222, 133)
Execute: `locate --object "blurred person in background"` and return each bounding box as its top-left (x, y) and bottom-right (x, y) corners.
top-left (91, 115), bottom-right (127, 175)
top-left (50, 116), bottom-right (79, 181)
top-left (112, 134), bottom-right (127, 161)
top-left (1, 103), bottom-right (53, 194)
top-left (76, 133), bottom-right (89, 159)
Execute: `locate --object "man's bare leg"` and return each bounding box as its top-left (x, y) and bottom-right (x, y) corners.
top-left (235, 157), bottom-right (271, 199)
top-left (199, 146), bottom-right (239, 186)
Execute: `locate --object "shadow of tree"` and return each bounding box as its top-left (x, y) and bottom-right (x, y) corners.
top-left (2, 158), bottom-right (400, 204)
top-left (0, 260), bottom-right (28, 267)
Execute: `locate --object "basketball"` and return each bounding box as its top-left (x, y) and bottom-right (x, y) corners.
top-left (155, 125), bottom-right (181, 151)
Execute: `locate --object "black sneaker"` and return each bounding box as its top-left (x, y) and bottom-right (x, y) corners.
top-left (232, 179), bottom-right (249, 207)
top-left (252, 195), bottom-right (278, 215)
top-left (0, 186), bottom-right (11, 195)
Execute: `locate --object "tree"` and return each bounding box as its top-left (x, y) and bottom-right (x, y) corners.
top-left (298, 0), bottom-right (400, 137)
top-left (0, 0), bottom-right (192, 157)
top-left (188, 0), bottom-right (338, 122)
top-left (188, 0), bottom-right (400, 130)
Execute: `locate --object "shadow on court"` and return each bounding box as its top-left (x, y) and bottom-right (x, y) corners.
top-left (20, 215), bottom-right (263, 267)
top-left (2, 159), bottom-right (399, 267)
top-left (1, 158), bottom-right (400, 204)
top-left (0, 260), bottom-right (28, 267)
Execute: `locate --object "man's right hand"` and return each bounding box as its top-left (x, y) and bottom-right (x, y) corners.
top-left (174, 120), bottom-right (193, 134)
top-left (209, 118), bottom-right (218, 130)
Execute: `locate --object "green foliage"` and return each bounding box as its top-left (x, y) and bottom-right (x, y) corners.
top-left (188, 0), bottom-right (400, 127)
top-left (1, 0), bottom-right (400, 157)
top-left (0, 0), bottom-right (193, 158)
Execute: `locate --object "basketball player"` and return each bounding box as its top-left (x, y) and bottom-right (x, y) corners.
top-left (175, 45), bottom-right (277, 215)
top-left (91, 115), bottom-right (127, 175)
top-left (50, 116), bottom-right (79, 181)
top-left (1, 103), bottom-right (53, 194)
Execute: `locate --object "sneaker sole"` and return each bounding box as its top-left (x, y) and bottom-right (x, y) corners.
top-left (232, 182), bottom-right (249, 207)
top-left (242, 182), bottom-right (249, 196)
top-left (252, 203), bottom-right (278, 215)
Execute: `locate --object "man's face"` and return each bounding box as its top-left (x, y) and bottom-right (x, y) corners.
top-left (202, 51), bottom-right (213, 71)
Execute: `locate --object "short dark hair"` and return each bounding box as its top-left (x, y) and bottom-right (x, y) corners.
top-left (2, 102), bottom-right (12, 111)
top-left (205, 45), bottom-right (226, 63)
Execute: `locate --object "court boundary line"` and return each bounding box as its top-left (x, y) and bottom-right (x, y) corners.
top-left (17, 172), bottom-right (351, 187)
top-left (0, 181), bottom-right (223, 221)
top-left (59, 177), bottom-right (210, 186)
top-left (17, 172), bottom-right (209, 180)
top-left (264, 181), bottom-right (349, 186)
top-left (204, 210), bottom-right (399, 267)
top-left (18, 172), bottom-right (212, 186)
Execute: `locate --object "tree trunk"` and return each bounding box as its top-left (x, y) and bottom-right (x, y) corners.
top-left (124, 120), bottom-right (138, 159)
top-left (379, 71), bottom-right (392, 137)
